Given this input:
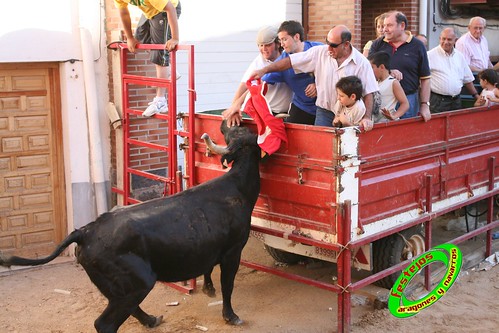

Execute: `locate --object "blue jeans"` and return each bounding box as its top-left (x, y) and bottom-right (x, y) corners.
top-left (314, 107), bottom-right (335, 127)
top-left (400, 92), bottom-right (419, 119)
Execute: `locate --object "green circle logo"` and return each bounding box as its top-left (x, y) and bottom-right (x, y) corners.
top-left (388, 243), bottom-right (462, 318)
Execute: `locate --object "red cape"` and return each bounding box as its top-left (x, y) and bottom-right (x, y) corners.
top-left (242, 79), bottom-right (287, 155)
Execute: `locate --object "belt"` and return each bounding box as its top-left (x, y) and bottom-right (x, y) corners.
top-left (431, 91), bottom-right (460, 100)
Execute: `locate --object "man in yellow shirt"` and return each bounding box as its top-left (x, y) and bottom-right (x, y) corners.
top-left (114, 0), bottom-right (181, 116)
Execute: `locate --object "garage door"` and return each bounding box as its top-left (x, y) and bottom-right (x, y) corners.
top-left (0, 63), bottom-right (66, 258)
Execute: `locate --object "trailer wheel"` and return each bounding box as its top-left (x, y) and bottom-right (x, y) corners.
top-left (264, 245), bottom-right (307, 264)
top-left (372, 226), bottom-right (425, 289)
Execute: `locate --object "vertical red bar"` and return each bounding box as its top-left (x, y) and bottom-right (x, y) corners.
top-left (175, 170), bottom-right (183, 193)
top-left (425, 175), bottom-right (433, 290)
top-left (186, 45), bottom-right (196, 189)
top-left (121, 46), bottom-right (131, 205)
top-left (424, 220), bottom-right (432, 291)
top-left (336, 200), bottom-right (352, 333)
top-left (425, 175), bottom-right (433, 214)
top-left (336, 202), bottom-right (344, 333)
top-left (343, 200), bottom-right (352, 333)
top-left (486, 157), bottom-right (496, 257)
top-left (168, 50), bottom-right (177, 196)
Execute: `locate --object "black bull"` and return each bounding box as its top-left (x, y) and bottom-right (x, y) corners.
top-left (0, 122), bottom-right (262, 333)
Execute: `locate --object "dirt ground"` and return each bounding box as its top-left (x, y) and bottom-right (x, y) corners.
top-left (1, 212), bottom-right (499, 333)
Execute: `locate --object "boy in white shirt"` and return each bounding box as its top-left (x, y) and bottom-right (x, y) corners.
top-left (333, 76), bottom-right (366, 127)
top-left (368, 51), bottom-right (409, 122)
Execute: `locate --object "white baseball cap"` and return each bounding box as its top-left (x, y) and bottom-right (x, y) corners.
top-left (256, 26), bottom-right (278, 45)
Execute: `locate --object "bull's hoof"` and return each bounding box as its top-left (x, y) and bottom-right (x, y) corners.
top-left (202, 284), bottom-right (216, 298)
top-left (146, 315), bottom-right (163, 328)
top-left (224, 315), bottom-right (243, 326)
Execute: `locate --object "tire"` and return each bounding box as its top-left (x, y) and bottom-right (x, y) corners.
top-left (264, 244), bottom-right (307, 264)
top-left (372, 226), bottom-right (425, 289)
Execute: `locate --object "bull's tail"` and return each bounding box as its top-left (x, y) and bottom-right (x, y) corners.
top-left (0, 229), bottom-right (83, 268)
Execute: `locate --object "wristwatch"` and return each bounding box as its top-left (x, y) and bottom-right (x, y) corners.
top-left (421, 101), bottom-right (430, 106)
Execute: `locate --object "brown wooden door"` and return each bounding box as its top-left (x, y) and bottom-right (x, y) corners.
top-left (0, 63), bottom-right (66, 258)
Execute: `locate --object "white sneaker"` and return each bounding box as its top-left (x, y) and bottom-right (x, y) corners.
top-left (142, 97), bottom-right (168, 117)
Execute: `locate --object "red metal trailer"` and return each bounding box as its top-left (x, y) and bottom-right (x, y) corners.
top-left (110, 43), bottom-right (499, 332)
top-left (189, 106), bottom-right (499, 332)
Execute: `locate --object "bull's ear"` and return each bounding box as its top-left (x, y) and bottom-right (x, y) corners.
top-left (220, 119), bottom-right (230, 134)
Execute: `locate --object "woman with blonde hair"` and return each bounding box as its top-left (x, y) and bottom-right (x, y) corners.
top-left (363, 13), bottom-right (386, 56)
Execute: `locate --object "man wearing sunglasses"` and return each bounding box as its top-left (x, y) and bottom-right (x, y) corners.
top-left (250, 25), bottom-right (378, 131)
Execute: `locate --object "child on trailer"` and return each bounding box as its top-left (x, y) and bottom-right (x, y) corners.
top-left (474, 69), bottom-right (499, 107)
top-left (332, 76), bottom-right (366, 127)
top-left (368, 51), bottom-right (409, 122)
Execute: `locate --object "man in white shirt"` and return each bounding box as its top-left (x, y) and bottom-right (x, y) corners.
top-left (455, 16), bottom-right (494, 72)
top-left (428, 28), bottom-right (480, 113)
top-left (223, 26), bottom-right (292, 126)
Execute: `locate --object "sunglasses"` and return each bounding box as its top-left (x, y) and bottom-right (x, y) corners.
top-left (326, 39), bottom-right (346, 48)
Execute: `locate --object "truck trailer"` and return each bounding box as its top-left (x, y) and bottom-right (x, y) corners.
top-left (111, 43), bottom-right (499, 332)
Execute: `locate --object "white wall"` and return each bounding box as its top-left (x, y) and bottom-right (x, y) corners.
top-left (175, 0), bottom-right (302, 112)
top-left (0, 1), bottom-right (79, 62)
top-left (1, 0), bottom-right (303, 115)
top-left (1, 0), bottom-right (111, 229)
top-left (0, 0), bottom-right (302, 228)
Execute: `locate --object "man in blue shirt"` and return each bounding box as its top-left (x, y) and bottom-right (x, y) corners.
top-left (262, 20), bottom-right (323, 125)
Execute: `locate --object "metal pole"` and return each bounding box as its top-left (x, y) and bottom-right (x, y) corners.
top-left (486, 157), bottom-right (496, 256)
top-left (343, 200), bottom-right (352, 332)
top-left (425, 175), bottom-right (433, 291)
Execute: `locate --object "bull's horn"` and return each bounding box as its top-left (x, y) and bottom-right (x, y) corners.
top-left (201, 133), bottom-right (230, 155)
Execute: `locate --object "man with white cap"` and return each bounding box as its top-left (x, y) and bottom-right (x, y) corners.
top-left (223, 26), bottom-right (292, 126)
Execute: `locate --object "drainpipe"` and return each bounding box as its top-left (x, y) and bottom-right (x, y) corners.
top-left (419, 0), bottom-right (428, 37)
top-left (79, 27), bottom-right (108, 215)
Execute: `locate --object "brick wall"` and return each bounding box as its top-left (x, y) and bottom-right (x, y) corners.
top-left (305, 0), bottom-right (421, 51)
top-left (360, 0), bottom-right (421, 48)
top-left (306, 0), bottom-right (363, 48)
top-left (105, 1), bottom-right (169, 179)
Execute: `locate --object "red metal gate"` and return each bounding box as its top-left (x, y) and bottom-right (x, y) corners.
top-left (109, 42), bottom-right (196, 293)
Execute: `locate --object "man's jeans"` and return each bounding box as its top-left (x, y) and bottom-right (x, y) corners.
top-left (314, 106), bottom-right (335, 127)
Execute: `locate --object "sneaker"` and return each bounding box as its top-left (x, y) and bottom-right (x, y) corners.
top-left (142, 97), bottom-right (168, 117)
